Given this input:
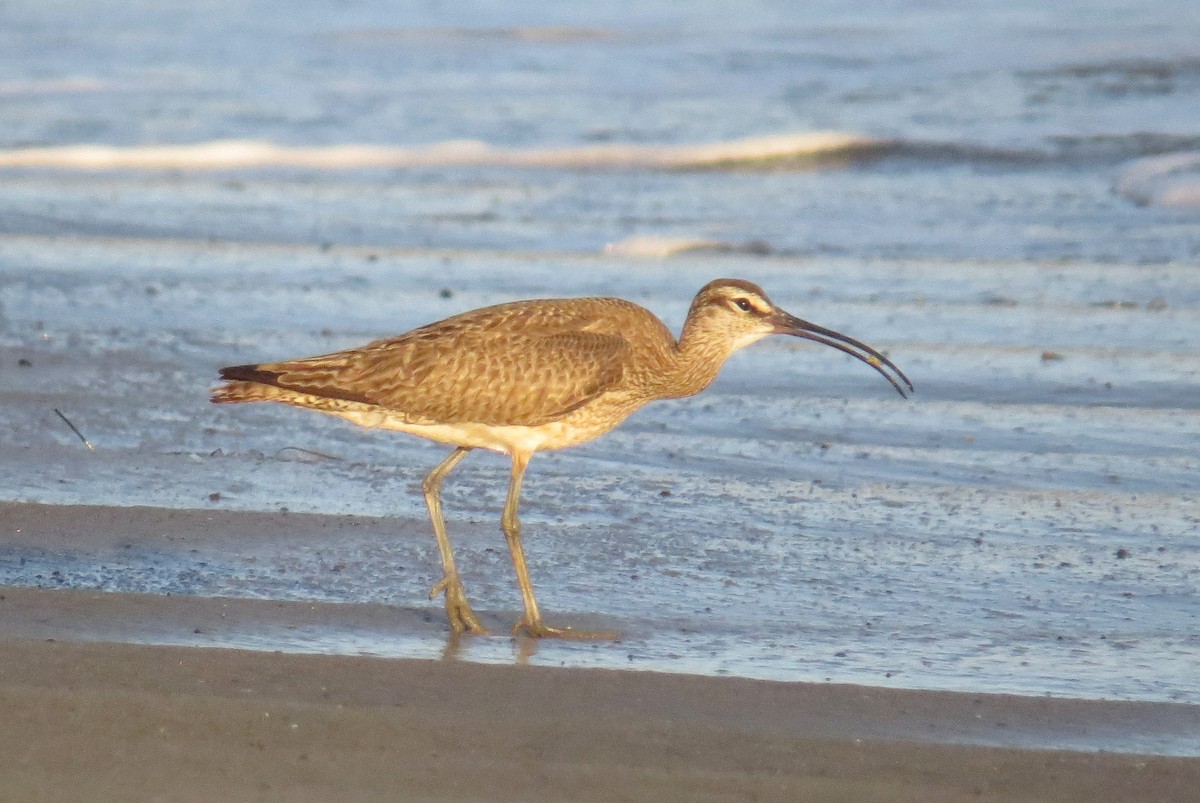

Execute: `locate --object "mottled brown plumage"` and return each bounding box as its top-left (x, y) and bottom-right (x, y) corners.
top-left (212, 278), bottom-right (912, 637)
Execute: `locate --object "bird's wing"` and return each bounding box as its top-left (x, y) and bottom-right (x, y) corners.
top-left (233, 307), bottom-right (634, 426)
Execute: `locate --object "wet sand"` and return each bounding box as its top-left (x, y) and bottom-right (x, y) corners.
top-left (3, 503), bottom-right (1200, 801)
top-left (0, 637), bottom-right (1196, 803)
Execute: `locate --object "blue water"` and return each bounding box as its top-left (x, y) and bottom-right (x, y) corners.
top-left (1, 0), bottom-right (1199, 261)
top-left (0, 0), bottom-right (1198, 717)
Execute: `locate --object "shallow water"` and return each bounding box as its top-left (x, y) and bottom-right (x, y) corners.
top-left (1, 0), bottom-right (1198, 708)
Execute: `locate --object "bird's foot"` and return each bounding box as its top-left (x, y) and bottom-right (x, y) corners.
top-left (512, 616), bottom-right (619, 640)
top-left (429, 575), bottom-right (489, 635)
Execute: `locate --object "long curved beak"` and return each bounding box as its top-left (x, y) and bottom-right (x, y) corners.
top-left (768, 310), bottom-right (914, 398)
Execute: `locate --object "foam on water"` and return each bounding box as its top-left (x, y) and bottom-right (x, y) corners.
top-left (0, 133), bottom-right (887, 170)
top-left (1116, 151), bottom-right (1200, 207)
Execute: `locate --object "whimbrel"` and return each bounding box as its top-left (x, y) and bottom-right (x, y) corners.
top-left (211, 279), bottom-right (912, 637)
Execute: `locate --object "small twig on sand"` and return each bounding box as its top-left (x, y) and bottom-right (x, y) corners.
top-left (53, 408), bottom-right (94, 449)
top-left (275, 446), bottom-right (342, 462)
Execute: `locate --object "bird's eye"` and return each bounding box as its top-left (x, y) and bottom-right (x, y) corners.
top-left (733, 298), bottom-right (754, 312)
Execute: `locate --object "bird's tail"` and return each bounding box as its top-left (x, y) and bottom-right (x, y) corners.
top-left (210, 364), bottom-right (286, 405)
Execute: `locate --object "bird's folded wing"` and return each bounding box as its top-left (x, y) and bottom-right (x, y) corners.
top-left (250, 329), bottom-right (631, 427)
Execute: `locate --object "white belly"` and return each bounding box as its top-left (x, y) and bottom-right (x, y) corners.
top-left (331, 410), bottom-right (607, 456)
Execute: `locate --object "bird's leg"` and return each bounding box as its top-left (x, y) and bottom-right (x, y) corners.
top-left (502, 452), bottom-right (618, 640)
top-left (422, 447), bottom-right (488, 635)
top-left (501, 452), bottom-right (547, 635)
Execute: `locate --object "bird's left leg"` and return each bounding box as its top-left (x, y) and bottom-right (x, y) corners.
top-left (502, 451), bottom-right (617, 640)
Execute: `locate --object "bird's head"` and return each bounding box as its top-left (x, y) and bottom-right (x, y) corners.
top-left (686, 278), bottom-right (913, 398)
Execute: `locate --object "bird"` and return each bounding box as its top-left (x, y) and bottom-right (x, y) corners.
top-left (211, 278), bottom-right (912, 638)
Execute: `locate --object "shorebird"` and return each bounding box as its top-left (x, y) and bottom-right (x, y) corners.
top-left (211, 278), bottom-right (912, 638)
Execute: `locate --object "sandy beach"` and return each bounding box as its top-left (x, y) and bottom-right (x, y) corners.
top-left (3, 503), bottom-right (1199, 801)
top-left (2, 635), bottom-right (1198, 803)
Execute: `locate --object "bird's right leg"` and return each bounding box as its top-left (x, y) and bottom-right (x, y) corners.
top-left (422, 447), bottom-right (487, 635)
